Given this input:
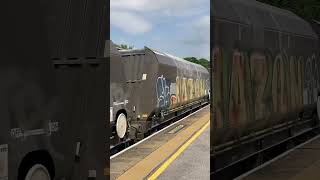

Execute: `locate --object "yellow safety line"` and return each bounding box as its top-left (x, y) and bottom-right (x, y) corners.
top-left (148, 121), bottom-right (210, 180)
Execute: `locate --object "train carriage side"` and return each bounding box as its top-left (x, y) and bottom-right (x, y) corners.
top-left (120, 48), bottom-right (209, 139)
top-left (110, 41), bottom-right (130, 144)
top-left (152, 50), bottom-right (210, 110)
top-left (211, 0), bottom-right (320, 172)
top-left (119, 48), bottom-right (158, 136)
top-left (0, 1), bottom-right (109, 179)
top-left (311, 21), bottom-right (320, 118)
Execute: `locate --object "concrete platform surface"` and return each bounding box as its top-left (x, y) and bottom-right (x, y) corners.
top-left (157, 125), bottom-right (210, 180)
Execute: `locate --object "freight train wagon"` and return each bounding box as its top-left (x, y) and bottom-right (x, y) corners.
top-left (110, 41), bottom-right (130, 146)
top-left (0, 1), bottom-right (109, 180)
top-left (110, 46), bottom-right (210, 144)
top-left (211, 0), bottom-right (320, 177)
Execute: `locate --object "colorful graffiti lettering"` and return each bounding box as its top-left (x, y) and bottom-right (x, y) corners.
top-left (156, 75), bottom-right (209, 108)
top-left (170, 95), bottom-right (177, 105)
top-left (176, 77), bottom-right (207, 104)
top-left (213, 47), bottom-right (320, 130)
top-left (229, 51), bottom-right (248, 128)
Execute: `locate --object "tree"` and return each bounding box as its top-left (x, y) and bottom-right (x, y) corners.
top-left (184, 57), bottom-right (210, 69)
top-left (115, 44), bottom-right (134, 50)
top-left (198, 58), bottom-right (210, 69)
top-left (184, 57), bottom-right (198, 63)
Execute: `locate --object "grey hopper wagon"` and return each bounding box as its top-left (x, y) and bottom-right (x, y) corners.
top-left (211, 0), bottom-right (320, 175)
top-left (110, 41), bottom-right (130, 145)
top-left (114, 46), bottom-right (210, 141)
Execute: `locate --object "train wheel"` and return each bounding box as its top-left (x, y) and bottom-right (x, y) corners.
top-left (116, 113), bottom-right (127, 139)
top-left (24, 164), bottom-right (51, 180)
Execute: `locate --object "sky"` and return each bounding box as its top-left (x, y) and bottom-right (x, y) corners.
top-left (111, 0), bottom-right (210, 60)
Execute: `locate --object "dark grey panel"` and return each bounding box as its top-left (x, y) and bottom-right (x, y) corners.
top-left (0, 0), bottom-right (109, 179)
top-left (47, 0), bottom-right (108, 58)
top-left (212, 0), bottom-right (318, 38)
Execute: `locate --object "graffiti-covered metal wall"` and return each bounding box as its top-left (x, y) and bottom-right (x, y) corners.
top-left (120, 48), bottom-right (210, 122)
top-left (211, 0), bottom-right (320, 146)
top-left (154, 50), bottom-right (210, 109)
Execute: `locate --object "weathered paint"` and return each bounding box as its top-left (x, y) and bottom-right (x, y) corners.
top-left (157, 76), bottom-right (208, 108)
top-left (214, 49), bottom-right (318, 129)
top-left (211, 0), bottom-right (320, 145)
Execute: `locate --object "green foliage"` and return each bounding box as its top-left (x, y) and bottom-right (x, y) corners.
top-left (115, 44), bottom-right (134, 50)
top-left (257, 0), bottom-right (320, 21)
top-left (184, 57), bottom-right (210, 69)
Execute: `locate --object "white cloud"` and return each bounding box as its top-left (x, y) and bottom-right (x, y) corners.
top-left (111, 0), bottom-right (208, 35)
top-left (181, 15), bottom-right (210, 45)
top-left (195, 15), bottom-right (210, 29)
top-left (110, 0), bottom-right (210, 59)
top-left (111, 0), bottom-right (207, 16)
top-left (111, 11), bottom-right (152, 35)
top-left (178, 16), bottom-right (210, 58)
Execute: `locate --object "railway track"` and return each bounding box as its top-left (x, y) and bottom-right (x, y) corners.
top-left (110, 102), bottom-right (209, 158)
top-left (212, 116), bottom-right (320, 180)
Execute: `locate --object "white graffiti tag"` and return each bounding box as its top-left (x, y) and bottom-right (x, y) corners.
top-left (156, 75), bottom-right (171, 108)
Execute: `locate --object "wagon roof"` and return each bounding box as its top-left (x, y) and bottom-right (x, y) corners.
top-left (212, 0), bottom-right (318, 39)
top-left (119, 47), bottom-right (209, 74)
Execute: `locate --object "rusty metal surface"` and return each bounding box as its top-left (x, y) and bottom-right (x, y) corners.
top-left (211, 0), bottom-right (320, 147)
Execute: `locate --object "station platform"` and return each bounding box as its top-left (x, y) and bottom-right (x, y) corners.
top-left (238, 134), bottom-right (320, 180)
top-left (157, 125), bottom-right (210, 180)
top-left (110, 105), bottom-right (210, 180)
